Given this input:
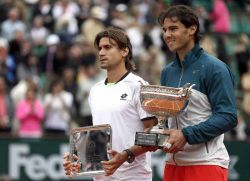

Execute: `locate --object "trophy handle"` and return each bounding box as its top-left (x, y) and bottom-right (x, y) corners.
top-left (182, 83), bottom-right (196, 97)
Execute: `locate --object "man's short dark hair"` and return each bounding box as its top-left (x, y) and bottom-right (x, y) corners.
top-left (158, 5), bottom-right (200, 42)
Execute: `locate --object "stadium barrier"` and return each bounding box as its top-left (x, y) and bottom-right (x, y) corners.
top-left (0, 137), bottom-right (248, 181)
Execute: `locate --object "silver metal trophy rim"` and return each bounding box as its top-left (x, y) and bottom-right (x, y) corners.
top-left (70, 124), bottom-right (112, 134)
top-left (140, 83), bottom-right (195, 99)
top-left (140, 83), bottom-right (195, 117)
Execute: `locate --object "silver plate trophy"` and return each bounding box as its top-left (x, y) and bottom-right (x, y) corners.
top-left (135, 83), bottom-right (195, 147)
top-left (69, 124), bottom-right (112, 176)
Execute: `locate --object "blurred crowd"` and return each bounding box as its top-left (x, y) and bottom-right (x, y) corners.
top-left (0, 0), bottom-right (250, 141)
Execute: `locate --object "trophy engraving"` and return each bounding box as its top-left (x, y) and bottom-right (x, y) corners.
top-left (69, 124), bottom-right (112, 176)
top-left (135, 83), bottom-right (195, 147)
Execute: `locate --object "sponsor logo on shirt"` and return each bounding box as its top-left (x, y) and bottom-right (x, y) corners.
top-left (120, 93), bottom-right (128, 100)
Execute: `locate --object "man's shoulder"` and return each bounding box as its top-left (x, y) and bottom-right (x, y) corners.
top-left (201, 52), bottom-right (226, 67)
top-left (199, 52), bottom-right (233, 79)
top-left (90, 79), bottom-right (105, 90)
top-left (125, 72), bottom-right (149, 85)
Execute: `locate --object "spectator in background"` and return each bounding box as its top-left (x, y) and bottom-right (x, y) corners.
top-left (126, 14), bottom-right (144, 60)
top-left (32, 0), bottom-right (54, 32)
top-left (30, 16), bottom-right (49, 46)
top-left (232, 0), bottom-right (250, 12)
top-left (0, 0), bottom-right (14, 24)
top-left (216, 35), bottom-right (230, 65)
top-left (63, 66), bottom-right (78, 99)
top-left (231, 112), bottom-right (247, 140)
top-left (17, 39), bottom-right (33, 68)
top-left (75, 0), bottom-right (92, 28)
top-left (62, 66), bottom-right (78, 123)
top-left (8, 30), bottom-right (27, 65)
top-left (109, 4), bottom-right (130, 30)
top-left (138, 47), bottom-right (165, 85)
top-left (66, 43), bottom-right (83, 72)
top-left (1, 7), bottom-right (27, 41)
top-left (40, 34), bottom-right (68, 77)
top-left (209, 0), bottom-right (231, 65)
top-left (14, 0), bottom-right (29, 23)
top-left (194, 5), bottom-right (209, 33)
top-left (73, 37), bottom-right (106, 126)
top-left (56, 21), bottom-right (74, 46)
top-left (53, 0), bottom-right (80, 21)
top-left (241, 61), bottom-right (250, 137)
top-left (130, 2), bottom-right (150, 26)
top-left (0, 76), bottom-right (14, 133)
top-left (53, 0), bottom-right (80, 36)
top-left (16, 54), bottom-right (40, 82)
top-left (81, 6), bottom-right (106, 45)
top-left (44, 78), bottom-right (73, 135)
top-left (234, 33), bottom-right (250, 79)
top-left (242, 62), bottom-right (250, 116)
top-left (16, 84), bottom-right (44, 138)
top-left (0, 38), bottom-right (16, 89)
top-left (200, 35), bottom-right (217, 57)
top-left (76, 58), bottom-right (105, 127)
top-left (209, 0), bottom-right (230, 33)
top-left (10, 76), bottom-right (38, 108)
top-left (40, 34), bottom-right (60, 75)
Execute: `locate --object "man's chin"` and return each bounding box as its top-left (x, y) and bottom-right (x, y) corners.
top-left (168, 47), bottom-right (176, 52)
top-left (100, 65), bottom-right (108, 70)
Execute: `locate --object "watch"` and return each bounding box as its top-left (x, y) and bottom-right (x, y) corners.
top-left (123, 149), bottom-right (135, 163)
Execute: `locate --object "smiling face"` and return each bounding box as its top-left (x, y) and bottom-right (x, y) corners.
top-left (162, 17), bottom-right (196, 57)
top-left (98, 37), bottom-right (128, 71)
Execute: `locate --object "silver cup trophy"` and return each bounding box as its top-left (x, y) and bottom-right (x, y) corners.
top-left (69, 124), bottom-right (112, 176)
top-left (135, 83), bottom-right (195, 147)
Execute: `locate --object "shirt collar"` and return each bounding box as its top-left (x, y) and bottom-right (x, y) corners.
top-left (173, 43), bottom-right (203, 68)
top-left (104, 71), bottom-right (130, 85)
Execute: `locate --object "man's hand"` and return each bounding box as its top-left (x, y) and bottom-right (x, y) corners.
top-left (101, 150), bottom-right (127, 176)
top-left (160, 129), bottom-right (187, 154)
top-left (63, 152), bottom-right (81, 177)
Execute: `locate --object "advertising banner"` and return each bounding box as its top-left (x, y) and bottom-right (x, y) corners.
top-left (0, 137), bottom-right (249, 181)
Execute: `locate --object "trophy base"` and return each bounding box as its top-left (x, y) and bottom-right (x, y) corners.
top-left (135, 131), bottom-right (168, 147)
